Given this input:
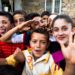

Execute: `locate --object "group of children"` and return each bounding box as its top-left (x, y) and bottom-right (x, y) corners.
top-left (0, 10), bottom-right (75, 75)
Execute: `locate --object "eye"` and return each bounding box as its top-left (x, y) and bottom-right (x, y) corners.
top-left (32, 40), bottom-right (37, 43)
top-left (19, 18), bottom-right (25, 22)
top-left (41, 41), bottom-right (47, 45)
top-left (2, 20), bottom-right (8, 24)
top-left (53, 27), bottom-right (59, 32)
top-left (62, 26), bottom-right (68, 31)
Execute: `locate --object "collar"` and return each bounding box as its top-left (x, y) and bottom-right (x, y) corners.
top-left (25, 49), bottom-right (50, 64)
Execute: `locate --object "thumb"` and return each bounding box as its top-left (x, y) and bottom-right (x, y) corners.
top-left (13, 47), bottom-right (21, 56)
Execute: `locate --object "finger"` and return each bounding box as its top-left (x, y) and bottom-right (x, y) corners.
top-left (13, 47), bottom-right (21, 56)
top-left (24, 20), bottom-right (35, 26)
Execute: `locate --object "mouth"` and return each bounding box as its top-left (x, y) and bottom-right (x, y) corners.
top-left (57, 36), bottom-right (65, 40)
top-left (34, 50), bottom-right (42, 53)
top-left (0, 29), bottom-right (6, 34)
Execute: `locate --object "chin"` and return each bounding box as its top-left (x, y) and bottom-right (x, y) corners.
top-left (57, 40), bottom-right (66, 44)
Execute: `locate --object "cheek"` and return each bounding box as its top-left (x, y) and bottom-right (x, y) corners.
top-left (41, 45), bottom-right (48, 50)
top-left (4, 23), bottom-right (10, 27)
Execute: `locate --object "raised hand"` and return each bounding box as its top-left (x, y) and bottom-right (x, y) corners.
top-left (13, 48), bottom-right (25, 63)
top-left (60, 32), bottom-right (75, 64)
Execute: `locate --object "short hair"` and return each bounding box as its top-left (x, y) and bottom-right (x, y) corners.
top-left (13, 10), bottom-right (27, 20)
top-left (30, 28), bottom-right (49, 42)
top-left (13, 10), bottom-right (27, 16)
top-left (51, 14), bottom-right (73, 28)
top-left (41, 11), bottom-right (51, 17)
top-left (0, 65), bottom-right (21, 75)
top-left (0, 11), bottom-right (14, 24)
top-left (25, 13), bottom-right (40, 21)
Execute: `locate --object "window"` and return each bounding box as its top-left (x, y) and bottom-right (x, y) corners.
top-left (45, 0), bottom-right (62, 14)
top-left (1, 0), bottom-right (14, 12)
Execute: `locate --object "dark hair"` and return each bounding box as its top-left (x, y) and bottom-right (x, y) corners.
top-left (13, 10), bottom-right (27, 16)
top-left (25, 13), bottom-right (40, 21)
top-left (30, 28), bottom-right (49, 42)
top-left (13, 10), bottom-right (27, 20)
top-left (0, 65), bottom-right (21, 75)
top-left (0, 11), bottom-right (14, 24)
top-left (41, 11), bottom-right (51, 17)
top-left (51, 14), bottom-right (73, 28)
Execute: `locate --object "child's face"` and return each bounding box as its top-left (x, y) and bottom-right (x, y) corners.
top-left (0, 16), bottom-right (11, 35)
top-left (53, 19), bottom-right (72, 45)
top-left (30, 32), bottom-right (49, 59)
top-left (14, 14), bottom-right (25, 26)
top-left (32, 17), bottom-right (45, 29)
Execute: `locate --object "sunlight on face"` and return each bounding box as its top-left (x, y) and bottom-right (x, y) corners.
top-left (53, 19), bottom-right (72, 45)
top-left (30, 32), bottom-right (49, 60)
top-left (0, 16), bottom-right (11, 35)
top-left (14, 14), bottom-right (25, 26)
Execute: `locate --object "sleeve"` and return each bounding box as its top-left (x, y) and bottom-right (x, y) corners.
top-left (6, 50), bottom-right (25, 66)
top-left (11, 33), bottom-right (24, 43)
top-left (6, 55), bottom-right (17, 66)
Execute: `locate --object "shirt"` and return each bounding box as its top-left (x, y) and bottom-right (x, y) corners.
top-left (0, 41), bottom-right (25, 58)
top-left (22, 50), bottom-right (63, 75)
top-left (6, 49), bottom-right (63, 75)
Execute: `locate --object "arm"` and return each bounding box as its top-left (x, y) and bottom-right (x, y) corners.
top-left (0, 20), bottom-right (34, 42)
top-left (6, 48), bottom-right (25, 66)
top-left (63, 61), bottom-right (75, 75)
top-left (0, 48), bottom-right (25, 66)
top-left (0, 58), bottom-right (7, 65)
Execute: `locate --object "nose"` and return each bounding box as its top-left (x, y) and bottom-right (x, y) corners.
top-left (36, 41), bottom-right (40, 48)
top-left (58, 30), bottom-right (64, 35)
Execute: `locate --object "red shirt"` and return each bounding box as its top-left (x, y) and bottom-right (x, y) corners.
top-left (0, 41), bottom-right (25, 58)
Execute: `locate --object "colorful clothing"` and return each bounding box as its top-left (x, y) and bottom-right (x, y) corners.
top-left (6, 49), bottom-right (63, 75)
top-left (49, 42), bottom-right (65, 71)
top-left (0, 41), bottom-right (25, 58)
top-left (22, 50), bottom-right (63, 75)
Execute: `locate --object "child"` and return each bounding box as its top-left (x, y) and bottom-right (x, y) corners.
top-left (5, 28), bottom-right (63, 75)
top-left (0, 11), bottom-right (24, 58)
top-left (51, 14), bottom-right (75, 75)
top-left (0, 27), bottom-right (75, 75)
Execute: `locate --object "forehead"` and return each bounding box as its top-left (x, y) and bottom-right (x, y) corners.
top-left (31, 32), bottom-right (47, 40)
top-left (33, 17), bottom-right (42, 21)
top-left (0, 16), bottom-right (9, 21)
top-left (14, 14), bottom-right (24, 19)
top-left (54, 19), bottom-right (71, 27)
top-left (0, 16), bottom-right (9, 19)
top-left (42, 15), bottom-right (49, 18)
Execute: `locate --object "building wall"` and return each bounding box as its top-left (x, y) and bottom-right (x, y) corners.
top-left (22, 0), bottom-right (75, 17)
top-left (62, 0), bottom-right (75, 17)
top-left (22, 0), bottom-right (45, 14)
top-left (0, 0), bottom-right (75, 17)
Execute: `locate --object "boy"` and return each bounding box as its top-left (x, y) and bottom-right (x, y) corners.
top-left (0, 28), bottom-right (75, 75)
top-left (0, 12), bottom-right (24, 58)
top-left (5, 28), bottom-right (63, 75)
